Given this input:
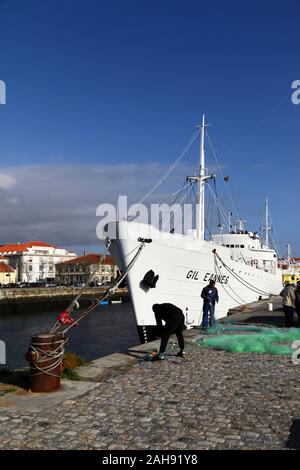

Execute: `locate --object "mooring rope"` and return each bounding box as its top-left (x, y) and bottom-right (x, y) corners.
top-left (65, 247), bottom-right (111, 309)
top-left (214, 250), bottom-right (277, 297)
top-left (214, 254), bottom-right (247, 306)
top-left (51, 241), bottom-right (146, 335)
top-left (50, 245), bottom-right (112, 334)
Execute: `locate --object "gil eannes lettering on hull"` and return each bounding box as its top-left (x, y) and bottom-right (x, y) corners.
top-left (186, 270), bottom-right (230, 285)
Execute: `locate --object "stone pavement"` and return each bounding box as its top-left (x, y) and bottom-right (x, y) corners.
top-left (0, 329), bottom-right (300, 450)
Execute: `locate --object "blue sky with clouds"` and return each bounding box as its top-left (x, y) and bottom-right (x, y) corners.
top-left (0, 0), bottom-right (299, 255)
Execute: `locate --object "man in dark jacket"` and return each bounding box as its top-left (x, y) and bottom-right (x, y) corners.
top-left (295, 281), bottom-right (300, 326)
top-left (280, 282), bottom-right (296, 327)
top-left (152, 303), bottom-right (186, 361)
top-left (201, 280), bottom-right (219, 328)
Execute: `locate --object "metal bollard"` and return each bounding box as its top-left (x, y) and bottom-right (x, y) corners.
top-left (25, 333), bottom-right (66, 393)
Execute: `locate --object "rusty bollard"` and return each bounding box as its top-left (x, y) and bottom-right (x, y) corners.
top-left (25, 333), bottom-right (66, 393)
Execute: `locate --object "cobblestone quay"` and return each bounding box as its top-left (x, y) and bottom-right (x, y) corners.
top-left (0, 339), bottom-right (300, 450)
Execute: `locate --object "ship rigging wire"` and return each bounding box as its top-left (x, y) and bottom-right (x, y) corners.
top-left (161, 179), bottom-right (196, 232)
top-left (269, 209), bottom-right (281, 257)
top-left (214, 251), bottom-right (277, 297)
top-left (206, 181), bottom-right (229, 227)
top-left (127, 128), bottom-right (200, 219)
top-left (157, 180), bottom-right (189, 206)
top-left (205, 129), bottom-right (243, 224)
top-left (213, 177), bottom-right (222, 229)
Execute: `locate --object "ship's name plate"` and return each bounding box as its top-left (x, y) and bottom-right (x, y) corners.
top-left (186, 270), bottom-right (230, 284)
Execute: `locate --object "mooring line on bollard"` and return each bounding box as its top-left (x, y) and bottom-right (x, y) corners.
top-left (25, 236), bottom-right (148, 390)
top-left (28, 337), bottom-right (68, 378)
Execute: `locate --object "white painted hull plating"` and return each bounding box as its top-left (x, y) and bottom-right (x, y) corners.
top-left (107, 221), bottom-right (283, 341)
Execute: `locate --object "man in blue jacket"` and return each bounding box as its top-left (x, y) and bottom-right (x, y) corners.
top-left (201, 280), bottom-right (219, 328)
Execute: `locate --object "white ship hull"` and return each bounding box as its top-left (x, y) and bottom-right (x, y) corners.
top-left (107, 220), bottom-right (283, 343)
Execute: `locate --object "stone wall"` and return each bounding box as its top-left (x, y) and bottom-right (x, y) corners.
top-left (0, 287), bottom-right (128, 304)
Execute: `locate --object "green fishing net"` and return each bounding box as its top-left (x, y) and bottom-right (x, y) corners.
top-left (204, 324), bottom-right (268, 334)
top-left (140, 341), bottom-right (179, 362)
top-left (196, 325), bottom-right (300, 356)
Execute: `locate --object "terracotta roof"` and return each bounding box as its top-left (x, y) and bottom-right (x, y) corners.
top-left (0, 263), bottom-right (15, 273)
top-left (279, 257), bottom-right (300, 262)
top-left (0, 241), bottom-right (59, 253)
top-left (56, 253), bottom-right (115, 266)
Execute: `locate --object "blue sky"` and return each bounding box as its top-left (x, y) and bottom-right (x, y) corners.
top-left (0, 0), bottom-right (299, 256)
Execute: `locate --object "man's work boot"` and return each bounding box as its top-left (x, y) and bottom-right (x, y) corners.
top-left (176, 350), bottom-right (186, 358)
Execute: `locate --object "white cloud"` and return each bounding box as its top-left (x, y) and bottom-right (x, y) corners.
top-left (0, 172), bottom-right (16, 190)
top-left (0, 163), bottom-right (189, 248)
top-left (6, 197), bottom-right (18, 205)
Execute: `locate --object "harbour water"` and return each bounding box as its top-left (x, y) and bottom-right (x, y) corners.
top-left (0, 302), bottom-right (140, 369)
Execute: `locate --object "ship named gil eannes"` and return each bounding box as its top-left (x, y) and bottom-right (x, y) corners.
top-left (104, 116), bottom-right (283, 344)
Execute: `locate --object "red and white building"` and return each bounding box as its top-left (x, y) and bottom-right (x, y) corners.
top-left (0, 261), bottom-right (16, 285)
top-left (55, 253), bottom-right (118, 286)
top-left (0, 241), bottom-right (77, 283)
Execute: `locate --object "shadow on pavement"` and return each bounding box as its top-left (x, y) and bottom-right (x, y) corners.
top-left (0, 368), bottom-right (30, 390)
top-left (286, 419), bottom-right (300, 449)
top-left (244, 315), bottom-right (285, 327)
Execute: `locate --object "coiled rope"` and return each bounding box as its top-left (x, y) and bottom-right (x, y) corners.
top-left (28, 336), bottom-right (68, 378)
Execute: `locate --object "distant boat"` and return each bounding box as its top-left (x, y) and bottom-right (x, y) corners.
top-left (111, 299), bottom-right (122, 304)
top-left (278, 244), bottom-right (300, 285)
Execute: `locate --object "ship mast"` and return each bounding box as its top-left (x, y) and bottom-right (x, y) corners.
top-left (265, 197), bottom-right (269, 247)
top-left (263, 196), bottom-right (271, 247)
top-left (187, 114), bottom-right (213, 239)
top-left (198, 114), bottom-right (206, 239)
top-left (287, 244), bottom-right (292, 264)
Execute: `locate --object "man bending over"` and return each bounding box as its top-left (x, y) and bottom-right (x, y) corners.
top-left (152, 303), bottom-right (186, 361)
